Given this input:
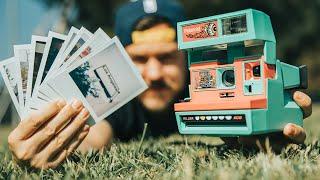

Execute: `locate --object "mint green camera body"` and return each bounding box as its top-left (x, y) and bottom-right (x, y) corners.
top-left (174, 9), bottom-right (307, 136)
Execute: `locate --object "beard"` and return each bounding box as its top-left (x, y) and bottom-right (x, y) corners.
top-left (138, 79), bottom-right (178, 112)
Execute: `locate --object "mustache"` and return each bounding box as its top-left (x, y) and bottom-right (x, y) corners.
top-left (148, 80), bottom-right (171, 90)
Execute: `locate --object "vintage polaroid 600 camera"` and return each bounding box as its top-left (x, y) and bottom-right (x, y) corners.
top-left (174, 9), bottom-right (308, 136)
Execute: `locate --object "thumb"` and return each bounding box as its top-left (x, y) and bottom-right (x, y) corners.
top-left (283, 123), bottom-right (306, 144)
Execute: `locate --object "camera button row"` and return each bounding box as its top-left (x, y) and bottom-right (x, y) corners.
top-left (193, 115), bottom-right (233, 121)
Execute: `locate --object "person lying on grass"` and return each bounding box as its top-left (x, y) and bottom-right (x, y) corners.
top-left (8, 0), bottom-right (313, 169)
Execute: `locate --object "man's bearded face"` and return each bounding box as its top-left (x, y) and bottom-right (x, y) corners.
top-left (126, 24), bottom-right (187, 112)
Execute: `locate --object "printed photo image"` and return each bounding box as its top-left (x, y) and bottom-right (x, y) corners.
top-left (32, 32), bottom-right (66, 101)
top-left (25, 36), bottom-right (48, 113)
top-left (0, 57), bottom-right (22, 115)
top-left (60, 28), bottom-right (111, 71)
top-left (65, 38), bottom-right (86, 63)
top-left (20, 51), bottom-right (29, 100)
top-left (41, 37), bottom-right (65, 82)
top-left (38, 29), bottom-right (109, 103)
top-left (32, 41), bottom-right (46, 94)
top-left (4, 63), bottom-right (19, 101)
top-left (50, 38), bottom-right (147, 122)
top-left (69, 63), bottom-right (120, 107)
top-left (45, 26), bottom-right (79, 78)
top-left (14, 45), bottom-right (32, 108)
top-left (59, 28), bottom-right (92, 68)
top-left (68, 40), bottom-right (146, 118)
top-left (65, 33), bottom-right (77, 50)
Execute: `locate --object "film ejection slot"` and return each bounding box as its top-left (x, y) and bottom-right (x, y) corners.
top-left (219, 92), bottom-right (235, 98)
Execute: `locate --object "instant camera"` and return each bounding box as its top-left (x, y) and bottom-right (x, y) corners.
top-left (174, 9), bottom-right (308, 136)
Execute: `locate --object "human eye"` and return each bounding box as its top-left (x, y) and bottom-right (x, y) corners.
top-left (132, 55), bottom-right (148, 64)
top-left (157, 53), bottom-right (176, 64)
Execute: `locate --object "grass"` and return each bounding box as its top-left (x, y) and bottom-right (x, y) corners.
top-left (0, 104), bottom-right (319, 179)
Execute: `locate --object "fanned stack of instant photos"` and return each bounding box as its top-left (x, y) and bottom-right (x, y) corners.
top-left (0, 27), bottom-right (147, 124)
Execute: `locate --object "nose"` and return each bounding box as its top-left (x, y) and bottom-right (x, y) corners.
top-left (144, 57), bottom-right (163, 81)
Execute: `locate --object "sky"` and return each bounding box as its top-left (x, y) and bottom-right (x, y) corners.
top-left (0, 0), bottom-right (60, 60)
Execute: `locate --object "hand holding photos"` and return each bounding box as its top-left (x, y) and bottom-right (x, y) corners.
top-left (0, 27), bottom-right (147, 124)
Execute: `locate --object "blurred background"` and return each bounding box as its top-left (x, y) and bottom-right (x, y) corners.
top-left (0, 0), bottom-right (319, 126)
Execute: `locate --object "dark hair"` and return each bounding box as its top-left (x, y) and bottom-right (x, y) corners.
top-left (133, 15), bottom-right (173, 31)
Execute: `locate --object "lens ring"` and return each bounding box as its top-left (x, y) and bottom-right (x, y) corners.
top-left (253, 65), bottom-right (261, 77)
top-left (222, 70), bottom-right (235, 87)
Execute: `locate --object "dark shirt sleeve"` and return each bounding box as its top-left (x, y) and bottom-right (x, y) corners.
top-left (105, 100), bottom-right (144, 141)
top-left (105, 99), bottom-right (179, 141)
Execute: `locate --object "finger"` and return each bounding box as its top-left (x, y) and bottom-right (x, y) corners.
top-left (46, 150), bottom-right (68, 169)
top-left (29, 99), bottom-right (84, 151)
top-left (283, 123), bottom-right (306, 144)
top-left (13, 99), bottom-right (66, 140)
top-left (65, 127), bottom-right (90, 155)
top-left (46, 128), bottom-right (89, 169)
top-left (293, 91), bottom-right (312, 118)
top-left (42, 109), bottom-right (90, 159)
top-left (29, 125), bottom-right (89, 169)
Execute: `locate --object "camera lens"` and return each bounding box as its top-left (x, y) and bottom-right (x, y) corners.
top-left (253, 65), bottom-right (261, 77)
top-left (222, 70), bottom-right (235, 87)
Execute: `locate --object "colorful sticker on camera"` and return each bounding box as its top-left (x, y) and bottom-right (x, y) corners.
top-left (182, 21), bottom-right (218, 42)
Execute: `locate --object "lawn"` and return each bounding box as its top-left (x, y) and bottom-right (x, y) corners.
top-left (0, 104), bottom-right (319, 179)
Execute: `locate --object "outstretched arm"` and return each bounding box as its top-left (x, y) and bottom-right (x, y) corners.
top-left (77, 120), bottom-right (113, 152)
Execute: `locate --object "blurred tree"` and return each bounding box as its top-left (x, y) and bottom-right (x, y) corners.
top-left (40, 0), bottom-right (127, 33)
top-left (69, 62), bottom-right (99, 98)
top-left (40, 0), bottom-right (320, 99)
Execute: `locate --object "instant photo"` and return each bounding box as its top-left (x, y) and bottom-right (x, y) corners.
top-left (46, 27), bottom-right (79, 78)
top-left (49, 38), bottom-right (147, 122)
top-left (60, 28), bottom-right (111, 71)
top-left (32, 41), bottom-right (46, 94)
top-left (38, 28), bottom-right (110, 101)
top-left (54, 27), bottom-right (92, 73)
top-left (2, 27), bottom-right (146, 122)
top-left (41, 37), bottom-right (65, 82)
top-left (14, 44), bottom-right (31, 108)
top-left (0, 58), bottom-right (22, 116)
top-left (37, 32), bottom-right (66, 86)
top-left (24, 35), bottom-right (49, 113)
top-left (32, 32), bottom-right (66, 103)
